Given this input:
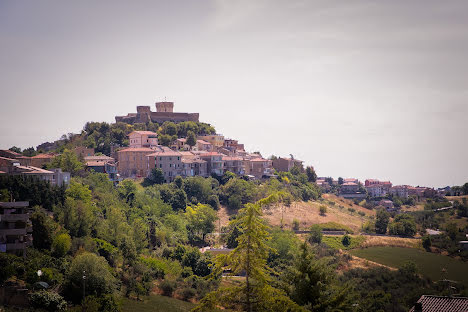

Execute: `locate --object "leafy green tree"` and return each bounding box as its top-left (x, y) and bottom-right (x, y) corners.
top-left (308, 225), bottom-right (322, 244)
top-left (338, 177), bottom-right (344, 185)
top-left (63, 252), bottom-right (117, 303)
top-left (185, 204), bottom-right (217, 242)
top-left (9, 146), bottom-right (22, 153)
top-left (319, 205), bottom-right (327, 216)
top-left (52, 233), bottom-right (72, 257)
top-left (207, 194), bottom-right (220, 210)
top-left (388, 214), bottom-right (417, 237)
top-left (462, 182), bottom-right (468, 195)
top-left (422, 235), bottom-right (431, 251)
top-left (158, 134), bottom-right (173, 146)
top-left (171, 189), bottom-right (187, 211)
top-left (66, 180), bottom-right (92, 203)
top-left (30, 208), bottom-right (55, 250)
top-left (183, 176), bottom-right (213, 203)
top-left (144, 168), bottom-right (165, 185)
top-left (194, 193), bottom-right (304, 312)
top-left (375, 209), bottom-right (390, 234)
top-left (162, 122), bottom-right (178, 136)
top-left (47, 149), bottom-right (84, 176)
top-left (174, 176), bottom-right (184, 188)
top-left (305, 166), bottom-right (317, 183)
top-left (342, 234), bottom-right (351, 247)
top-left (186, 130), bottom-right (197, 149)
top-left (22, 147), bottom-right (37, 157)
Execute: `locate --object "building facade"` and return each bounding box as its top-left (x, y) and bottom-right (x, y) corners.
top-left (0, 201), bottom-right (33, 258)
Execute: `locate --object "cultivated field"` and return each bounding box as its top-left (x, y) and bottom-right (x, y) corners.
top-left (122, 294), bottom-right (195, 312)
top-left (350, 246), bottom-right (468, 287)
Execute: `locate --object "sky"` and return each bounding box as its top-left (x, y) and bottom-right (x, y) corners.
top-left (1, 0), bottom-right (467, 187)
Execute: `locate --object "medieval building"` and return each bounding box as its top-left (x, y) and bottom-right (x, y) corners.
top-left (115, 101), bottom-right (199, 124)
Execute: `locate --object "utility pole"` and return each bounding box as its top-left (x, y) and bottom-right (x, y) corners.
top-left (82, 270), bottom-right (86, 312)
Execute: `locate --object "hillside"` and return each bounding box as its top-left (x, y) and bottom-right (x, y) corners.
top-left (218, 194), bottom-right (375, 233)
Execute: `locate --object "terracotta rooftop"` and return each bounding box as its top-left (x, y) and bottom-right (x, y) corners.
top-left (222, 156), bottom-right (243, 161)
top-left (129, 131), bottom-right (158, 136)
top-left (197, 140), bottom-right (211, 145)
top-left (118, 147), bottom-right (154, 152)
top-left (147, 150), bottom-right (182, 157)
top-left (199, 152), bottom-right (222, 157)
top-left (84, 155), bottom-right (114, 161)
top-left (409, 295), bottom-right (468, 312)
top-left (342, 182), bottom-right (358, 186)
top-left (86, 161), bottom-right (107, 167)
top-left (250, 158), bottom-right (269, 162)
top-left (31, 153), bottom-right (56, 159)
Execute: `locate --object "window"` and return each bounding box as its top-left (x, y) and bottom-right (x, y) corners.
top-left (160, 164), bottom-right (162, 168)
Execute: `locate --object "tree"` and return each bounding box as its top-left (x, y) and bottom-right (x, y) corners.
top-left (342, 234), bottom-right (351, 247)
top-left (283, 243), bottom-right (353, 311)
top-left (305, 166), bottom-right (317, 183)
top-left (462, 182), bottom-right (468, 195)
top-left (338, 177), bottom-right (344, 185)
top-left (144, 168), bottom-right (165, 185)
top-left (388, 214), bottom-right (417, 237)
top-left (52, 233), bottom-right (72, 257)
top-left (9, 146), bottom-right (22, 154)
top-left (194, 194), bottom-right (305, 312)
top-left (171, 189), bottom-right (187, 211)
top-left (375, 209), bottom-right (390, 234)
top-left (30, 208), bottom-right (55, 250)
top-left (162, 122), bottom-right (178, 136)
top-left (185, 204), bottom-right (217, 242)
top-left (22, 147), bottom-right (37, 157)
top-left (174, 176), bottom-right (184, 188)
top-left (47, 149), bottom-right (84, 176)
top-left (308, 225), bottom-right (322, 244)
top-left (422, 235), bottom-right (431, 251)
top-left (186, 130), bottom-right (197, 149)
top-left (63, 252), bottom-right (117, 303)
top-left (319, 205), bottom-right (327, 216)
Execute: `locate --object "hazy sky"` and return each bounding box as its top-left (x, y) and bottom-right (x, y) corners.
top-left (1, 0), bottom-right (467, 187)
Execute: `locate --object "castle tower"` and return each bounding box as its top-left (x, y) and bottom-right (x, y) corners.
top-left (155, 101), bottom-right (174, 113)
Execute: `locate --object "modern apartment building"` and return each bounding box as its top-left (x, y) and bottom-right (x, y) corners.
top-left (0, 201), bottom-right (33, 258)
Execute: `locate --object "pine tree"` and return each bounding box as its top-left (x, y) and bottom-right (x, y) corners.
top-left (193, 193), bottom-right (305, 312)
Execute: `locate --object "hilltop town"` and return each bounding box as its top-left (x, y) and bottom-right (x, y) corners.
top-left (1, 100), bottom-right (468, 312)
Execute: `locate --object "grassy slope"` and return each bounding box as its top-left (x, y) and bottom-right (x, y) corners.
top-left (350, 247), bottom-right (468, 287)
top-left (218, 194), bottom-right (375, 233)
top-left (122, 295), bottom-right (195, 312)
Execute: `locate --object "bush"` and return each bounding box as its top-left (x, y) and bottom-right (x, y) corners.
top-left (342, 234), bottom-right (351, 247)
top-left (30, 290), bottom-right (67, 311)
top-left (422, 235), bottom-right (432, 251)
top-left (160, 280), bottom-right (176, 296)
top-left (180, 287), bottom-right (196, 301)
top-left (52, 233), bottom-right (72, 257)
top-left (292, 219), bottom-right (300, 231)
top-left (348, 207), bottom-right (356, 213)
top-left (308, 225), bottom-right (322, 244)
top-left (319, 205), bottom-right (327, 216)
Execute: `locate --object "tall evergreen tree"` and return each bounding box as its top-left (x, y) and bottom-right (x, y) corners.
top-left (193, 193), bottom-right (305, 312)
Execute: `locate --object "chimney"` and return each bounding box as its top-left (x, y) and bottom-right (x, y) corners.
top-left (414, 302), bottom-right (422, 312)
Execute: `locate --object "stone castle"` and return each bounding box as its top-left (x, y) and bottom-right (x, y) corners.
top-left (115, 101), bottom-right (199, 124)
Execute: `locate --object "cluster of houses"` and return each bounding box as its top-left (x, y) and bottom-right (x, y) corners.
top-left (116, 130), bottom-right (303, 183)
top-left (0, 150), bottom-right (70, 187)
top-left (316, 176), bottom-right (443, 210)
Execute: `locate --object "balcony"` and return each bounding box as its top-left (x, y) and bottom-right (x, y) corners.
top-left (0, 214), bottom-right (29, 222)
top-left (0, 228), bottom-right (27, 236)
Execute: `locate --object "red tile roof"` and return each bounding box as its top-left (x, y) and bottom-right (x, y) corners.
top-left (250, 158), bottom-right (269, 162)
top-left (31, 153), bottom-right (56, 159)
top-left (129, 131), bottom-right (158, 136)
top-left (199, 152), bottom-right (222, 156)
top-left (409, 295), bottom-right (468, 312)
top-left (118, 147), bottom-right (154, 152)
top-left (222, 156), bottom-right (243, 161)
top-left (197, 140), bottom-right (211, 145)
top-left (342, 182), bottom-right (358, 186)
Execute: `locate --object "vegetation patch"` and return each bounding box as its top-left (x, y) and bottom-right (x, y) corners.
top-left (350, 246), bottom-right (468, 287)
top-left (322, 235), bottom-right (366, 250)
top-left (122, 294), bottom-right (195, 312)
top-left (316, 222), bottom-right (354, 234)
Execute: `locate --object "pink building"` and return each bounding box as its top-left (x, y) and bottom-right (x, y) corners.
top-left (129, 131), bottom-right (158, 148)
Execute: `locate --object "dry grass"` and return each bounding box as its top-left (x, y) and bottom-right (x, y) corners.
top-left (346, 254), bottom-right (398, 271)
top-left (217, 194), bottom-right (376, 233)
top-left (360, 235), bottom-right (420, 249)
